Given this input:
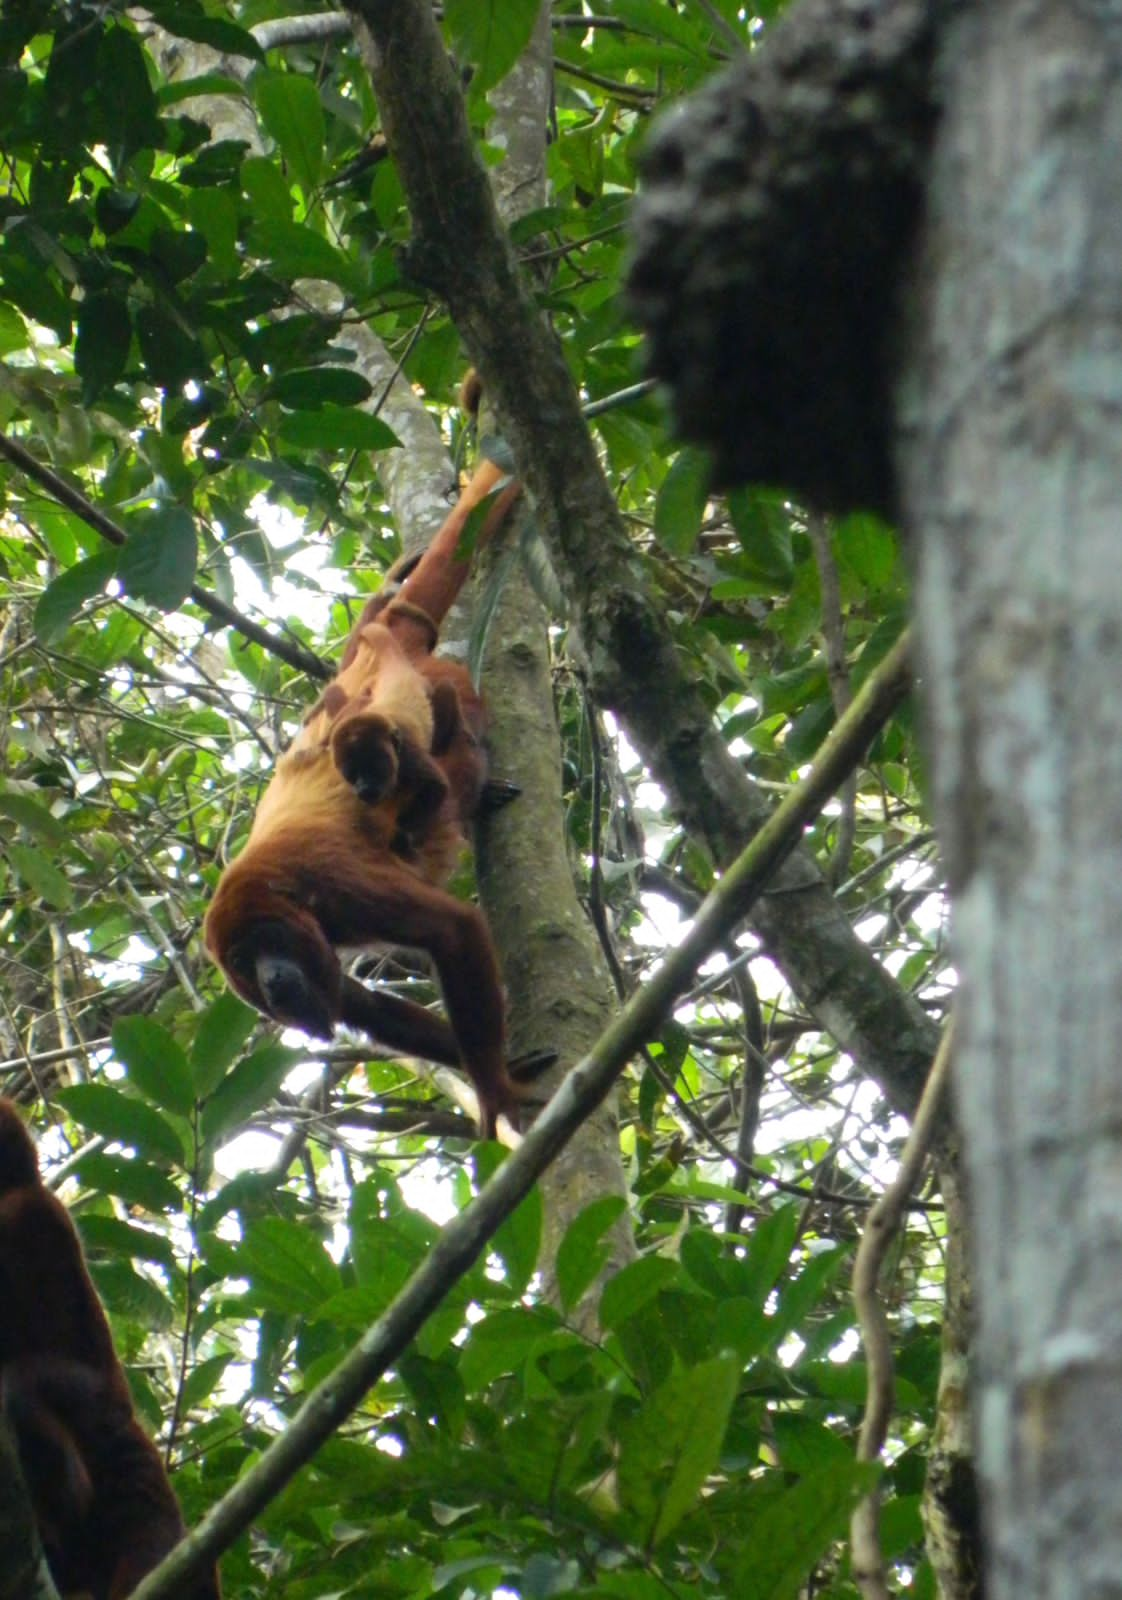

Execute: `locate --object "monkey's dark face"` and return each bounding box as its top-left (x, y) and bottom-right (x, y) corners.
top-left (225, 917), bottom-right (341, 1039)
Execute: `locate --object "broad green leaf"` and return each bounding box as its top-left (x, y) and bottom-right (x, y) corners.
top-left (255, 70), bottom-right (325, 194)
top-left (654, 447), bottom-right (709, 555)
top-left (7, 841), bottom-right (72, 908)
top-left (238, 1217), bottom-right (341, 1315)
top-left (250, 219), bottom-right (361, 292)
top-left (475, 1144), bottom-right (542, 1296)
top-left (240, 156), bottom-right (292, 223)
top-left (459, 1308), bottom-right (561, 1393)
top-left (118, 506), bottom-right (198, 612)
top-left (599, 1255), bottom-right (681, 1332)
top-left (272, 366), bottom-right (374, 410)
top-left (179, 1354), bottom-right (235, 1413)
top-left (146, 6), bottom-right (263, 61)
top-left (72, 1152), bottom-right (182, 1216)
top-left (87, 1259), bottom-right (175, 1330)
top-left (617, 1354), bottom-right (739, 1545)
top-left (190, 993), bottom-right (258, 1098)
top-left (446, 0), bottom-right (542, 93)
top-left (0, 303), bottom-right (27, 355)
top-left (734, 1462), bottom-right (880, 1599)
top-left (56, 1083), bottom-right (184, 1166)
top-left (200, 1041), bottom-right (303, 1143)
top-left (556, 1195), bottom-right (627, 1312)
top-left (738, 1204), bottom-right (800, 1307)
top-left (74, 293), bottom-right (131, 404)
top-left (728, 485), bottom-right (795, 581)
top-left (112, 1015), bottom-right (195, 1115)
top-left (135, 304), bottom-right (206, 390)
top-left (0, 789), bottom-right (67, 845)
top-left (33, 548), bottom-right (119, 644)
top-left (77, 1213), bottom-right (175, 1269)
top-left (97, 24), bottom-right (161, 165)
top-left (277, 406), bottom-right (400, 452)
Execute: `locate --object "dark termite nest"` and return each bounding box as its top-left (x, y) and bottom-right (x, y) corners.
top-left (628, 0), bottom-right (947, 519)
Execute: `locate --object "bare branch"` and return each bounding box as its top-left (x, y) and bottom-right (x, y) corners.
top-left (851, 1015), bottom-right (955, 1600)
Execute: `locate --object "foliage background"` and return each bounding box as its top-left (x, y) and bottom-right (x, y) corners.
top-left (0, 2), bottom-right (950, 1596)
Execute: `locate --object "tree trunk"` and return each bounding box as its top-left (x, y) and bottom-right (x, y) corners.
top-left (474, 4), bottom-right (636, 1324)
top-left (898, 6), bottom-right (1122, 1593)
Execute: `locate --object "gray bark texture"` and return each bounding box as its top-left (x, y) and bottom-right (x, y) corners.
top-left (630, 0), bottom-right (1122, 1595)
top-left (900, 6), bottom-right (1122, 1594)
top-left (471, 3), bottom-right (637, 1317)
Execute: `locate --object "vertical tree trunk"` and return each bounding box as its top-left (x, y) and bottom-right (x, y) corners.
top-left (899, 6), bottom-right (1122, 1591)
top-left (475, 5), bottom-right (636, 1324)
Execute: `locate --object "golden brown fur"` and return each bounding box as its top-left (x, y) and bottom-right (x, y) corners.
top-left (204, 458), bottom-right (528, 1136)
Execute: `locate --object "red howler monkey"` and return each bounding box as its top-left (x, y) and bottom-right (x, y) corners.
top-left (204, 456), bottom-right (534, 1137)
top-left (0, 1099), bottom-right (220, 1600)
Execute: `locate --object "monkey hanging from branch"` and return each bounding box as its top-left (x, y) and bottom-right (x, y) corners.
top-left (204, 449), bottom-right (547, 1138)
top-left (0, 1098), bottom-right (221, 1600)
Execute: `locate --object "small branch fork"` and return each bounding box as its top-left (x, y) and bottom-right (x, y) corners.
top-left (850, 1013), bottom-right (956, 1600)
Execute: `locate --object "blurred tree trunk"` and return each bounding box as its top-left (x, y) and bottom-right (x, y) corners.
top-left (899, 5), bottom-right (1122, 1594)
top-left (473, 5), bottom-right (636, 1323)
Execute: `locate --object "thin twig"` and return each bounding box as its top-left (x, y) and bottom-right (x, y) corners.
top-left (0, 434), bottom-right (328, 680)
top-left (850, 1014), bottom-right (955, 1600)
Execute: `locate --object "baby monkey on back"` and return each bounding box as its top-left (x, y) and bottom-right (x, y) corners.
top-left (204, 437), bottom-right (543, 1138)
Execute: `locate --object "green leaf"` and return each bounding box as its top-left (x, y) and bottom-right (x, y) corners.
top-left (77, 1213), bottom-right (175, 1269)
top-left (277, 406), bottom-right (400, 452)
top-left (250, 219), bottom-right (360, 292)
top-left (88, 1259), bottom-right (175, 1330)
top-left (272, 366), bottom-right (374, 410)
top-left (599, 1255), bottom-right (682, 1332)
top-left (837, 511), bottom-right (899, 594)
top-left (179, 1354), bottom-right (235, 1413)
top-left (728, 486), bottom-right (795, 581)
top-left (146, 7), bottom-right (263, 61)
top-left (556, 1195), bottom-right (627, 1312)
top-left (654, 447), bottom-right (710, 556)
top-left (459, 1307), bottom-right (562, 1393)
top-left (6, 841), bottom-right (72, 908)
top-left (190, 992), bottom-right (258, 1098)
top-left (112, 1015), bottom-right (195, 1116)
top-left (118, 506), bottom-right (198, 612)
top-left (0, 789), bottom-right (67, 845)
top-left (56, 1083), bottom-right (184, 1166)
top-left (474, 1145), bottom-right (542, 1296)
top-left (135, 303), bottom-right (206, 390)
top-left (97, 24), bottom-right (161, 166)
top-left (240, 156), bottom-right (292, 224)
top-left (0, 302), bottom-right (28, 356)
top-left (254, 70), bottom-right (325, 194)
top-left (238, 1217), bottom-right (341, 1315)
top-left (72, 1152), bottom-right (182, 1216)
top-left (150, 226), bottom-right (208, 284)
top-left (200, 1041), bottom-right (303, 1144)
top-left (33, 548), bottom-right (119, 644)
top-left (74, 293), bottom-right (131, 404)
top-left (739, 1204), bottom-right (800, 1307)
top-left (617, 1354), bottom-right (739, 1545)
top-left (734, 1462), bottom-right (880, 1599)
top-left (446, 0), bottom-right (542, 93)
